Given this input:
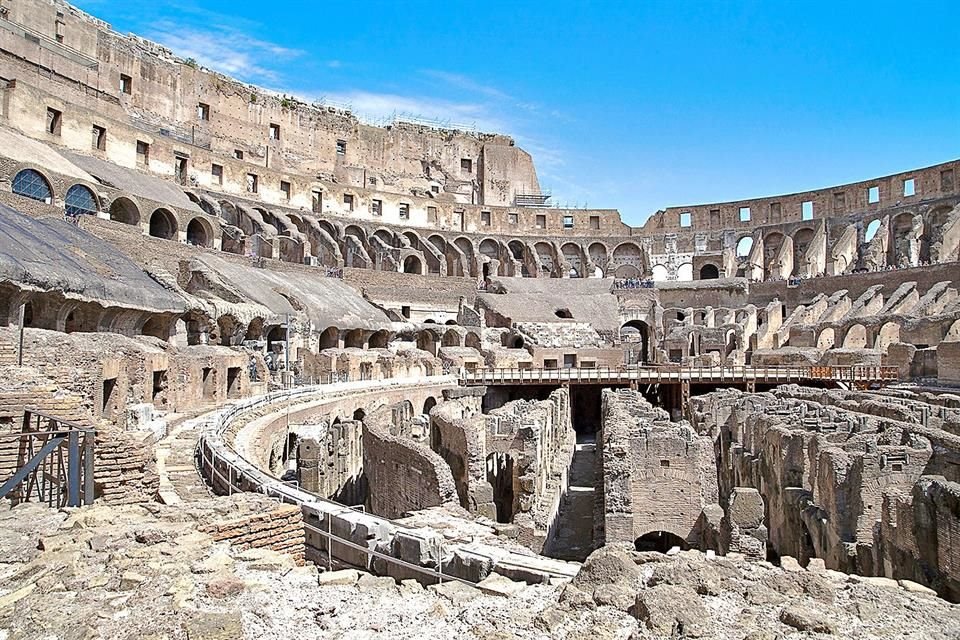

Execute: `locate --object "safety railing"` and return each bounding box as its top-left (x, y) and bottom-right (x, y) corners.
top-left (194, 375), bottom-right (577, 586)
top-left (0, 410), bottom-right (95, 507)
top-left (461, 365), bottom-right (900, 385)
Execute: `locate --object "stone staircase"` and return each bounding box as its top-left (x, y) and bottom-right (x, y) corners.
top-left (0, 336), bottom-right (17, 365)
top-left (155, 409), bottom-right (218, 505)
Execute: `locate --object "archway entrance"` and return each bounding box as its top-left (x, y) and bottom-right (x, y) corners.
top-left (620, 319), bottom-right (651, 364)
top-left (635, 531), bottom-right (689, 553)
top-left (699, 263), bottom-right (720, 279)
top-left (486, 452), bottom-right (515, 523)
top-left (403, 255), bottom-right (423, 274)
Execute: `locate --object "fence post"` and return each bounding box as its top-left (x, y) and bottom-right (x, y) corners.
top-left (67, 430), bottom-right (81, 507)
top-left (83, 430), bottom-right (94, 505)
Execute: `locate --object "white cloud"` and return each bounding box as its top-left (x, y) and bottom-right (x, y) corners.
top-left (420, 70), bottom-right (510, 100)
top-left (145, 21), bottom-right (306, 82)
top-left (311, 90), bottom-right (508, 132)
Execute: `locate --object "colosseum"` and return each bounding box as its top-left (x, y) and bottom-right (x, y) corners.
top-left (1, 1), bottom-right (959, 638)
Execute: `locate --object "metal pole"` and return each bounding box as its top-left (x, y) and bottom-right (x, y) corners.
top-left (67, 430), bottom-right (80, 507)
top-left (83, 431), bottom-right (94, 505)
top-left (17, 303), bottom-right (25, 366)
top-left (284, 313), bottom-right (291, 389)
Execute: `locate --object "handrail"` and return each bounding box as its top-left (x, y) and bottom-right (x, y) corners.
top-left (459, 365), bottom-right (899, 385)
top-left (194, 376), bottom-right (577, 585)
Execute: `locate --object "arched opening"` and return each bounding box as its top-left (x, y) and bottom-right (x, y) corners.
top-left (368, 330), bottom-right (390, 349)
top-left (266, 325), bottom-right (286, 355)
top-left (555, 308), bottom-right (573, 319)
top-left (875, 322), bottom-right (901, 351)
top-left (344, 328), bottom-right (365, 349)
top-left (352, 408), bottom-right (366, 422)
top-left (620, 320), bottom-right (651, 364)
top-left (699, 264), bottom-right (720, 280)
top-left (403, 255), bottom-right (423, 274)
top-left (676, 262), bottom-right (693, 281)
top-left (465, 332), bottom-right (482, 350)
top-left (64, 184), bottom-right (98, 217)
top-left (149, 209), bottom-right (178, 240)
top-left (417, 331), bottom-right (437, 356)
top-left (817, 328), bottom-right (835, 350)
top-left (864, 219), bottom-right (882, 243)
top-left (423, 397), bottom-right (437, 416)
top-left (441, 330), bottom-right (461, 347)
top-left (186, 217), bottom-right (212, 247)
top-left (889, 212), bottom-right (917, 268)
top-left (486, 452), bottom-right (515, 524)
top-left (611, 242), bottom-right (642, 273)
top-left (842, 324), bottom-right (867, 349)
top-left (12, 169), bottom-right (52, 204)
top-left (792, 228), bottom-right (815, 277)
top-left (635, 531), bottom-right (689, 553)
top-left (217, 314), bottom-right (242, 346)
top-left (109, 197), bottom-right (141, 226)
top-left (245, 317), bottom-right (264, 342)
top-left (141, 316), bottom-right (170, 340)
top-left (319, 326), bottom-right (339, 350)
top-left (736, 236), bottom-right (754, 258)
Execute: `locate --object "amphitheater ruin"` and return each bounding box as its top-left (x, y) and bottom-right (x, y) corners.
top-left (1, 1), bottom-right (960, 638)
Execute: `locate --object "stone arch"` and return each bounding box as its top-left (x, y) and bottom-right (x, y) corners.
top-left (141, 315), bottom-right (172, 340)
top-left (875, 322), bottom-right (901, 351)
top-left (945, 319), bottom-right (960, 341)
top-left (817, 327), bottom-right (836, 350)
top-left (864, 218), bottom-right (882, 243)
top-left (344, 328), bottom-right (366, 349)
top-left (319, 326), bottom-right (340, 350)
top-left (109, 197), bottom-right (141, 225)
top-left (441, 329), bottom-right (461, 347)
top-left (64, 184), bottom-right (99, 217)
top-left (611, 242), bottom-right (642, 273)
top-left (736, 236), bottom-right (754, 257)
top-left (423, 396), bottom-right (438, 416)
top-left (180, 310), bottom-right (213, 346)
top-left (635, 530), bottom-right (689, 553)
top-left (416, 330), bottom-right (438, 356)
top-left (465, 332), bottom-right (481, 350)
top-left (186, 217), bottom-right (214, 247)
top-left (888, 212), bottom-right (917, 268)
top-left (12, 168), bottom-right (53, 204)
top-left (217, 314), bottom-right (244, 346)
top-left (842, 324), bottom-right (867, 349)
top-left (651, 264), bottom-right (668, 281)
top-left (561, 242), bottom-right (585, 278)
top-left (368, 329), bottom-right (391, 349)
top-left (676, 262), bottom-right (693, 281)
top-left (588, 242), bottom-right (608, 275)
top-left (149, 208), bottom-right (178, 240)
top-left (792, 228), bottom-right (815, 277)
top-left (763, 231), bottom-right (787, 279)
top-left (925, 205), bottom-right (957, 263)
top-left (620, 319), bottom-right (651, 363)
top-left (479, 238), bottom-right (500, 259)
top-left (699, 263), bottom-right (720, 279)
top-left (245, 317), bottom-right (265, 341)
top-left (403, 255), bottom-right (423, 274)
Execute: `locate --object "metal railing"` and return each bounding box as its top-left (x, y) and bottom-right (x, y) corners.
top-left (461, 365), bottom-right (900, 386)
top-left (194, 376), bottom-right (578, 585)
top-left (0, 410), bottom-right (95, 507)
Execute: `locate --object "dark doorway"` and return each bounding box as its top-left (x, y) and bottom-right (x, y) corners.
top-left (635, 530), bottom-right (689, 553)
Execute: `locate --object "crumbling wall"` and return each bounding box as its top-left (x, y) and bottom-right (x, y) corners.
top-left (362, 404), bottom-right (459, 519)
top-left (598, 388), bottom-right (718, 548)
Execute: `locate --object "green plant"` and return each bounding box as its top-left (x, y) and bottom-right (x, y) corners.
top-left (183, 57), bottom-right (198, 69)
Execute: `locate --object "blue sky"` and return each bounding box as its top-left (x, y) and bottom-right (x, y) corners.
top-left (75, 0), bottom-right (960, 226)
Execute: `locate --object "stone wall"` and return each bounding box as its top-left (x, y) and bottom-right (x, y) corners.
top-left (484, 388), bottom-right (576, 552)
top-left (362, 403), bottom-right (459, 519)
top-left (692, 385), bottom-right (960, 600)
top-left (597, 388), bottom-right (718, 547)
